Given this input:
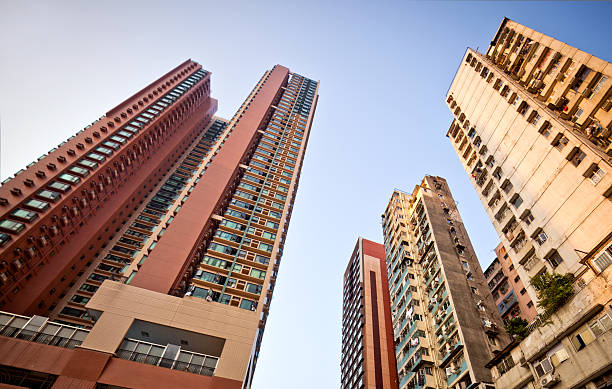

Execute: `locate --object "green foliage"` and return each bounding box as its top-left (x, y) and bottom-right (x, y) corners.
top-left (531, 272), bottom-right (574, 316)
top-left (505, 316), bottom-right (529, 340)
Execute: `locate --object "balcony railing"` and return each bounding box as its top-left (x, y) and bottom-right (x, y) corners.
top-left (116, 350), bottom-right (215, 376)
top-left (116, 338), bottom-right (218, 377)
top-left (0, 311), bottom-right (89, 349)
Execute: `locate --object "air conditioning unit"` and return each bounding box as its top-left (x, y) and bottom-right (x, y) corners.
top-left (445, 367), bottom-right (457, 377)
top-left (540, 373), bottom-right (561, 388)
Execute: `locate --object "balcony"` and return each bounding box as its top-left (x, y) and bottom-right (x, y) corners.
top-left (0, 311), bottom-right (89, 349)
top-left (116, 338), bottom-right (218, 377)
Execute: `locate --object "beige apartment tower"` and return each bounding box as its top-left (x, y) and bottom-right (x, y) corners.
top-left (382, 177), bottom-right (510, 389)
top-left (445, 18), bottom-right (612, 389)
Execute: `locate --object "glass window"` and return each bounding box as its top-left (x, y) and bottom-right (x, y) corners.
top-left (78, 159), bottom-right (98, 170)
top-left (246, 283), bottom-right (262, 294)
top-left (95, 146), bottom-right (114, 156)
top-left (250, 269), bottom-right (266, 279)
top-left (0, 219), bottom-right (26, 233)
top-left (11, 208), bottom-right (38, 222)
top-left (0, 232), bottom-right (12, 246)
top-left (103, 141), bottom-right (121, 150)
top-left (59, 173), bottom-right (81, 184)
top-left (49, 181), bottom-right (71, 193)
top-left (68, 166), bottom-right (90, 177)
top-left (24, 199), bottom-right (50, 211)
top-left (86, 152), bottom-right (106, 162)
top-left (117, 130), bottom-right (133, 139)
top-left (110, 135), bottom-right (127, 144)
top-left (240, 299), bottom-right (257, 311)
top-left (37, 189), bottom-right (61, 201)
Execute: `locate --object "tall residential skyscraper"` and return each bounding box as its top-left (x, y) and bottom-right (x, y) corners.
top-left (382, 177), bottom-right (509, 389)
top-left (446, 18), bottom-right (612, 389)
top-left (483, 243), bottom-right (537, 323)
top-left (341, 237), bottom-right (399, 389)
top-left (0, 61), bottom-right (318, 388)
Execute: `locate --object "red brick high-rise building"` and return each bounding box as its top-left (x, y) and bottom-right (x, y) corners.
top-left (0, 60), bottom-right (318, 388)
top-left (341, 237), bottom-right (399, 389)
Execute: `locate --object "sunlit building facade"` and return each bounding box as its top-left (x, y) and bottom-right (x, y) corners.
top-left (341, 237), bottom-right (399, 389)
top-left (0, 61), bottom-right (318, 388)
top-left (483, 243), bottom-right (537, 323)
top-left (446, 17), bottom-right (612, 389)
top-left (382, 177), bottom-right (509, 389)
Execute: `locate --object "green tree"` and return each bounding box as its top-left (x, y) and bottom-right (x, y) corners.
top-left (531, 272), bottom-right (574, 317)
top-left (505, 317), bottom-right (529, 340)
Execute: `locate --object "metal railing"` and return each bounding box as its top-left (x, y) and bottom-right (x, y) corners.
top-left (0, 326), bottom-right (83, 349)
top-left (0, 311), bottom-right (89, 350)
top-left (116, 350), bottom-right (215, 376)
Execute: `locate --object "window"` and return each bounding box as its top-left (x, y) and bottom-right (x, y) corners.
top-left (533, 358), bottom-right (553, 378)
top-left (250, 269), bottom-right (266, 279)
top-left (567, 147), bottom-right (586, 167)
top-left (78, 159), bottom-right (98, 170)
top-left (11, 208), bottom-right (38, 222)
top-left (240, 299), bottom-right (257, 311)
top-left (68, 166), bottom-right (90, 177)
top-left (520, 210), bottom-right (534, 226)
top-left (0, 219), bottom-right (25, 234)
top-left (514, 276), bottom-right (520, 283)
top-left (493, 167), bottom-right (503, 180)
top-left (86, 152), bottom-right (106, 162)
top-left (509, 194), bottom-right (523, 208)
top-left (49, 181), bottom-right (71, 193)
top-left (583, 163), bottom-right (606, 185)
top-left (551, 133), bottom-right (569, 151)
top-left (527, 301), bottom-right (534, 308)
top-left (493, 79), bottom-right (503, 90)
top-left (70, 295), bottom-right (90, 305)
top-left (528, 110), bottom-right (541, 125)
top-left (509, 93), bottom-right (519, 105)
top-left (533, 229), bottom-right (548, 246)
top-left (546, 250), bottom-right (563, 268)
top-left (533, 346), bottom-right (569, 377)
top-left (95, 146), bottom-right (114, 156)
top-left (37, 189), bottom-right (61, 202)
top-left (517, 101), bottom-right (530, 115)
top-left (501, 179), bottom-right (513, 193)
top-left (245, 283), bottom-right (262, 294)
top-left (591, 242), bottom-right (612, 273)
top-left (538, 121), bottom-right (552, 137)
top-left (520, 288), bottom-right (526, 295)
top-left (501, 85), bottom-right (510, 97)
top-left (58, 173), bottom-right (81, 184)
top-left (23, 199), bottom-right (50, 211)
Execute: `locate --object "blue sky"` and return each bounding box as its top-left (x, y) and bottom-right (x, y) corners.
top-left (1, 1), bottom-right (611, 388)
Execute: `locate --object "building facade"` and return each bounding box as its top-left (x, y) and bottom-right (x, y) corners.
top-left (382, 177), bottom-right (510, 389)
top-left (446, 18), bottom-right (612, 389)
top-left (341, 237), bottom-right (399, 389)
top-left (0, 61), bottom-right (318, 388)
top-left (483, 243), bottom-right (537, 323)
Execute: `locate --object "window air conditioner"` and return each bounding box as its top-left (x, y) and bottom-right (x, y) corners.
top-left (540, 373), bottom-right (561, 388)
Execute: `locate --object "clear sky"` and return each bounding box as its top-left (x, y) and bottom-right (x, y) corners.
top-left (0, 1), bottom-right (611, 387)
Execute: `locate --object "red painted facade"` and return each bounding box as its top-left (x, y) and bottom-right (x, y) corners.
top-left (0, 336), bottom-right (241, 389)
top-left (131, 65), bottom-right (290, 294)
top-left (0, 60), bottom-right (216, 316)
